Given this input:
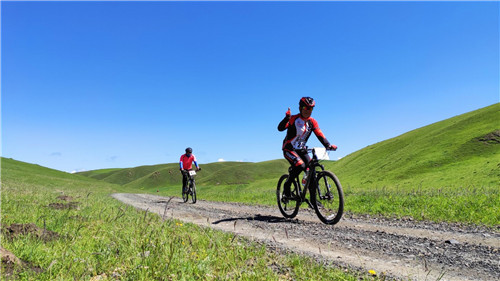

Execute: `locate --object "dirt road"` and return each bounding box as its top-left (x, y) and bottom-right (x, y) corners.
top-left (112, 193), bottom-right (499, 281)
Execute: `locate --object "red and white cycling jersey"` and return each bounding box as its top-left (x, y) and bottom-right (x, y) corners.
top-left (278, 114), bottom-right (331, 151)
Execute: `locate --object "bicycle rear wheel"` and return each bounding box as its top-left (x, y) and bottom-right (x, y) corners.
top-left (191, 181), bottom-right (197, 204)
top-left (276, 174), bottom-right (300, 219)
top-left (311, 171), bottom-right (344, 225)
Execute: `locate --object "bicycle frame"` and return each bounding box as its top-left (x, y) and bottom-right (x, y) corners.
top-left (184, 170), bottom-right (196, 190)
top-left (292, 148), bottom-right (327, 208)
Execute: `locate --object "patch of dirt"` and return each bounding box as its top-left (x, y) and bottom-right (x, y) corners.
top-left (1, 247), bottom-right (22, 278)
top-left (48, 202), bottom-right (79, 210)
top-left (112, 193), bottom-right (500, 281)
top-left (1, 247), bottom-right (43, 279)
top-left (57, 195), bottom-right (74, 201)
top-left (478, 130), bottom-right (500, 144)
top-left (3, 223), bottom-right (60, 242)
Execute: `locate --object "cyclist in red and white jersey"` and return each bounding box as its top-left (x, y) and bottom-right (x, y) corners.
top-left (179, 147), bottom-right (200, 192)
top-left (278, 97), bottom-right (337, 198)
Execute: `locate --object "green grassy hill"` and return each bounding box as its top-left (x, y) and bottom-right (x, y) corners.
top-left (80, 103), bottom-right (498, 193)
top-left (78, 159), bottom-right (290, 189)
top-left (325, 102), bottom-right (499, 189)
top-left (78, 103), bottom-right (499, 224)
top-left (318, 103), bottom-right (499, 224)
top-left (1, 157), bottom-right (120, 191)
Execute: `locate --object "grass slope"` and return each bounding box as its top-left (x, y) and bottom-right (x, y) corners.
top-left (1, 158), bottom-right (121, 191)
top-left (326, 103), bottom-right (499, 189)
top-left (322, 103), bottom-right (499, 224)
top-left (79, 160), bottom-right (290, 189)
top-left (82, 105), bottom-right (499, 191)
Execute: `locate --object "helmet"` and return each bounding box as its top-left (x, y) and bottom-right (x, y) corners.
top-left (299, 97), bottom-right (315, 108)
top-left (185, 147), bottom-right (192, 153)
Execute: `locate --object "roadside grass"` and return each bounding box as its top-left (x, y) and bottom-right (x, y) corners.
top-left (1, 158), bottom-right (371, 280)
top-left (342, 184), bottom-right (499, 225)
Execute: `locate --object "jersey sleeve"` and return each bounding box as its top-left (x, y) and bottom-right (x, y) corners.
top-left (192, 155), bottom-right (199, 168)
top-left (277, 115), bottom-right (290, 131)
top-left (311, 119), bottom-right (331, 148)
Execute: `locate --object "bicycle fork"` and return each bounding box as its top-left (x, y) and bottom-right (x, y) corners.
top-left (317, 173), bottom-right (334, 200)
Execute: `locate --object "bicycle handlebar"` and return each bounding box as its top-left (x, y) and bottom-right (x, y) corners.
top-left (305, 147), bottom-right (336, 152)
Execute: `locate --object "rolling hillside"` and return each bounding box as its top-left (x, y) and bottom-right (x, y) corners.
top-left (0, 157), bottom-right (123, 193)
top-left (79, 159), bottom-right (290, 190)
top-left (324, 103), bottom-right (499, 189)
top-left (79, 103), bottom-right (499, 192)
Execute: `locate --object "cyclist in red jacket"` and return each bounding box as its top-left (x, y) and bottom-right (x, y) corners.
top-left (278, 97), bottom-right (337, 198)
top-left (179, 147), bottom-right (200, 193)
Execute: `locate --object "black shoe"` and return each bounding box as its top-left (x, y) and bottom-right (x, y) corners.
top-left (283, 182), bottom-right (291, 198)
top-left (284, 190), bottom-right (291, 198)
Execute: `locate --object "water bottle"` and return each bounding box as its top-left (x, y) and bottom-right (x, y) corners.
top-left (302, 168), bottom-right (309, 186)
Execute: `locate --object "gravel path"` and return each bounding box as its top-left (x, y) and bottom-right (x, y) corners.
top-left (112, 193), bottom-right (500, 281)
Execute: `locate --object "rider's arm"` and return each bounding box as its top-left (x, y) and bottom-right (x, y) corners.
top-left (311, 119), bottom-right (332, 148)
top-left (277, 108), bottom-right (291, 131)
top-left (179, 155), bottom-right (184, 170)
top-left (278, 117), bottom-right (289, 131)
top-left (192, 155), bottom-right (199, 170)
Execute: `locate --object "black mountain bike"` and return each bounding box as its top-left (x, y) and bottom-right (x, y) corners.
top-left (276, 147), bottom-right (344, 225)
top-left (182, 169), bottom-right (198, 204)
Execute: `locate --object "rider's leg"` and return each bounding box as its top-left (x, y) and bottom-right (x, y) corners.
top-left (284, 164), bottom-right (305, 197)
top-left (283, 149), bottom-right (307, 198)
top-left (182, 172), bottom-right (187, 192)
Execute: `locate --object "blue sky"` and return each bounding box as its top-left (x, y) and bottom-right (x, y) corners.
top-left (2, 1), bottom-right (499, 173)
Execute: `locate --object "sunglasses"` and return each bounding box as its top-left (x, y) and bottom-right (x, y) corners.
top-left (302, 106), bottom-right (314, 110)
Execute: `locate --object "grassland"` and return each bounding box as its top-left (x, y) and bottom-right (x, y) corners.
top-left (1, 158), bottom-right (370, 280)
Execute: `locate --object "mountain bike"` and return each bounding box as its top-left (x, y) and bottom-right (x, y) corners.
top-left (276, 147), bottom-right (344, 225)
top-left (182, 169), bottom-right (198, 204)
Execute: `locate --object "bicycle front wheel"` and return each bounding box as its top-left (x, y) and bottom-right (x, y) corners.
top-left (182, 187), bottom-right (188, 203)
top-left (191, 181), bottom-right (197, 204)
top-left (311, 171), bottom-right (344, 225)
top-left (276, 174), bottom-right (300, 219)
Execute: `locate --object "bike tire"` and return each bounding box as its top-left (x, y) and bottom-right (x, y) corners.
top-left (191, 181), bottom-right (197, 204)
top-left (276, 174), bottom-right (300, 219)
top-left (182, 189), bottom-right (188, 203)
top-left (310, 170), bottom-right (344, 225)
